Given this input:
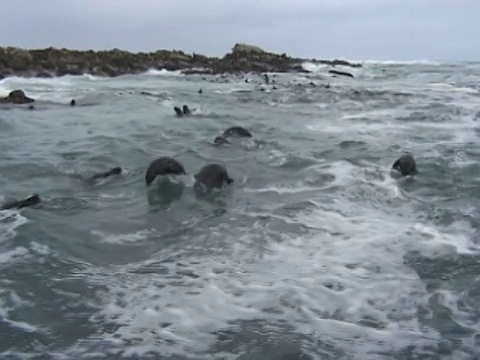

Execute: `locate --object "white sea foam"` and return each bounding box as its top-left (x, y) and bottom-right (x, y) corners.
top-left (72, 150), bottom-right (480, 358)
top-left (0, 287), bottom-right (38, 334)
top-left (0, 210), bottom-right (30, 243)
top-left (91, 229), bottom-right (155, 245)
top-left (144, 68), bottom-right (183, 76)
top-left (2, 59), bottom-right (480, 358)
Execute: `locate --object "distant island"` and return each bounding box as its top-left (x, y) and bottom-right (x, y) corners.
top-left (0, 43), bottom-right (362, 79)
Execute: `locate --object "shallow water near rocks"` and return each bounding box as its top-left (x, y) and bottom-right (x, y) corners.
top-left (1, 63), bottom-right (480, 359)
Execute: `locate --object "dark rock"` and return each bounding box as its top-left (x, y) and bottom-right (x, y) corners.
top-left (36, 71), bottom-right (53, 78)
top-left (0, 44), bottom-right (362, 79)
top-left (0, 89), bottom-right (35, 104)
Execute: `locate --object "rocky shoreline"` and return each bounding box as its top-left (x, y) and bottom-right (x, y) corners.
top-left (0, 43), bottom-right (361, 79)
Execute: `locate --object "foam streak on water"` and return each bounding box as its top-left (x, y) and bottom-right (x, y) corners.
top-left (1, 62), bottom-right (480, 359)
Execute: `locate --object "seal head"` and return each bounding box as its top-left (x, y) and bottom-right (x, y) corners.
top-left (194, 163), bottom-right (233, 190)
top-left (174, 107), bottom-right (183, 117)
top-left (145, 157), bottom-right (186, 186)
top-left (392, 154), bottom-right (417, 176)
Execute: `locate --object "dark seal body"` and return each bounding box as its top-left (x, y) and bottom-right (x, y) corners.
top-left (223, 126), bottom-right (252, 138)
top-left (213, 136), bottom-right (230, 145)
top-left (194, 163), bottom-right (233, 190)
top-left (145, 157), bottom-right (186, 186)
top-left (392, 154), bottom-right (417, 176)
top-left (328, 69), bottom-right (354, 78)
top-left (174, 107), bottom-right (183, 117)
top-left (89, 167), bottom-right (122, 181)
top-left (1, 194), bottom-right (41, 210)
top-left (182, 105), bottom-right (191, 115)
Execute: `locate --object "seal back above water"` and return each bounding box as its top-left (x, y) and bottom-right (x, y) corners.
top-left (89, 166), bottom-right (122, 181)
top-left (223, 126), bottom-right (252, 138)
top-left (145, 157), bottom-right (186, 186)
top-left (1, 194), bottom-right (41, 210)
top-left (392, 154), bottom-right (417, 176)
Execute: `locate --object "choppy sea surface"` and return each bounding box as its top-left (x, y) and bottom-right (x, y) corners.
top-left (1, 60), bottom-right (480, 360)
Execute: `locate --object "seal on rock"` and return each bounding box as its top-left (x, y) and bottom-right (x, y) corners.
top-left (145, 157), bottom-right (186, 186)
top-left (193, 163), bottom-right (233, 191)
top-left (1, 194), bottom-right (41, 210)
top-left (392, 154), bottom-right (417, 176)
top-left (89, 167), bottom-right (122, 181)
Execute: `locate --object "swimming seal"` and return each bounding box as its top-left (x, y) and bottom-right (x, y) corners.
top-left (213, 136), bottom-right (230, 145)
top-left (145, 157), bottom-right (186, 186)
top-left (182, 105), bottom-right (191, 115)
top-left (328, 69), bottom-right (354, 78)
top-left (212, 126), bottom-right (252, 145)
top-left (70, 99), bottom-right (76, 106)
top-left (223, 126), bottom-right (252, 138)
top-left (392, 154), bottom-right (417, 176)
top-left (194, 163), bottom-right (233, 191)
top-left (174, 107), bottom-right (183, 117)
top-left (1, 194), bottom-right (41, 210)
top-left (89, 167), bottom-right (122, 181)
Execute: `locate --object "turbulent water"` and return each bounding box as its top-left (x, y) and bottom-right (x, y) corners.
top-left (1, 61), bottom-right (480, 360)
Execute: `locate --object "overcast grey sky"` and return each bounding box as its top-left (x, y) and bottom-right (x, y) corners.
top-left (1, 0), bottom-right (479, 62)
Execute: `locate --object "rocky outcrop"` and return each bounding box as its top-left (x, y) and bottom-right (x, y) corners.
top-left (0, 43), bottom-right (362, 79)
top-left (0, 90), bottom-right (35, 104)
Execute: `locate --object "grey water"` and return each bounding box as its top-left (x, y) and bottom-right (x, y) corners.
top-left (1, 61), bottom-right (480, 359)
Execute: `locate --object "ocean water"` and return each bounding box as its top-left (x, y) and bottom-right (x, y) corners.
top-left (1, 61), bottom-right (480, 359)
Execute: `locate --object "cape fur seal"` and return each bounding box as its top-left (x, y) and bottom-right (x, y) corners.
top-left (145, 157), bottom-right (186, 186)
top-left (174, 106), bottom-right (183, 117)
top-left (193, 163), bottom-right (233, 191)
top-left (392, 154), bottom-right (417, 176)
top-left (89, 167), bottom-right (122, 181)
top-left (212, 126), bottom-right (252, 145)
top-left (174, 105), bottom-right (192, 117)
top-left (213, 136), bottom-right (230, 145)
top-left (1, 194), bottom-right (41, 210)
top-left (223, 126), bottom-right (252, 138)
top-left (328, 69), bottom-right (354, 78)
